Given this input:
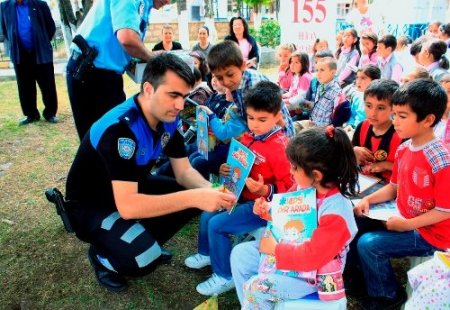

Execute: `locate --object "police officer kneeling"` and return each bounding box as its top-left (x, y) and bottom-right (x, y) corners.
top-left (64, 53), bottom-right (236, 292)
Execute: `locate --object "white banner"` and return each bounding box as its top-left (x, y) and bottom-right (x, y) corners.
top-left (280, 0), bottom-right (337, 54)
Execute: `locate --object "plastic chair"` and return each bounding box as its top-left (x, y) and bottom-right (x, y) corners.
top-left (274, 292), bottom-right (347, 310)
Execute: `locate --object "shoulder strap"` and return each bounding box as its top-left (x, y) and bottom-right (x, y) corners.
top-left (359, 121), bottom-right (371, 146)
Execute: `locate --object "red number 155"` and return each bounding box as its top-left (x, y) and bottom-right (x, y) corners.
top-left (293, 0), bottom-right (327, 23)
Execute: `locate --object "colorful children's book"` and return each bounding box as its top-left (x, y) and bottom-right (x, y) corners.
top-left (196, 106), bottom-right (209, 160)
top-left (258, 188), bottom-right (317, 279)
top-left (220, 138), bottom-right (256, 199)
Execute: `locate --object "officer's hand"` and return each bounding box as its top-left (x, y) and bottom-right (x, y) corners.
top-left (192, 188), bottom-right (236, 212)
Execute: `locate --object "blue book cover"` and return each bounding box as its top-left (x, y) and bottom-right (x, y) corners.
top-left (196, 106), bottom-right (209, 160)
top-left (220, 138), bottom-right (256, 199)
top-left (258, 188), bottom-right (317, 279)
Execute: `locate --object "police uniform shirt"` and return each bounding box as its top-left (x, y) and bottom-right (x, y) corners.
top-left (72, 0), bottom-right (153, 73)
top-left (66, 95), bottom-right (186, 209)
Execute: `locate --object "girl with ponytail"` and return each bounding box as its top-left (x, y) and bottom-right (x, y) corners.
top-left (232, 126), bottom-right (359, 307)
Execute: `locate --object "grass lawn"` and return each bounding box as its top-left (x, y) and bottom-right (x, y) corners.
top-left (0, 71), bottom-right (409, 309)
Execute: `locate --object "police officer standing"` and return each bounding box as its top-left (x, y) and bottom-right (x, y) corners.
top-left (66, 0), bottom-right (172, 140)
top-left (65, 53), bottom-right (236, 292)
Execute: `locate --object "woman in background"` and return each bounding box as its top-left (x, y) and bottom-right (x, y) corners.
top-left (225, 17), bottom-right (259, 69)
top-left (152, 24), bottom-right (183, 51)
top-left (192, 26), bottom-right (214, 56)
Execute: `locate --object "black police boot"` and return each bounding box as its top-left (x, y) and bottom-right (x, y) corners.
top-left (87, 246), bottom-right (127, 293)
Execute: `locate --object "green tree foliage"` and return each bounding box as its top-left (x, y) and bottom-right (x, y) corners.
top-left (255, 19), bottom-right (280, 48)
top-left (242, 0), bottom-right (273, 13)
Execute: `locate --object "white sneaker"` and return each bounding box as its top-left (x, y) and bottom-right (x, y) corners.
top-left (196, 273), bottom-right (235, 296)
top-left (184, 253), bottom-right (211, 269)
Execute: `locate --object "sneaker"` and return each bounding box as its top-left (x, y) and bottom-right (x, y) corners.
top-left (357, 288), bottom-right (407, 310)
top-left (196, 273), bottom-right (235, 296)
top-left (184, 253), bottom-right (211, 269)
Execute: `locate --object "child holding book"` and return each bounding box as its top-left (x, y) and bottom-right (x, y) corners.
top-left (352, 78), bottom-right (450, 309)
top-left (185, 81), bottom-right (293, 296)
top-left (189, 77), bottom-right (234, 179)
top-left (230, 126), bottom-right (359, 307)
top-left (352, 79), bottom-right (402, 182)
top-left (207, 40), bottom-right (295, 138)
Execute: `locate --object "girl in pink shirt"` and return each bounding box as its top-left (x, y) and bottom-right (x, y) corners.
top-left (282, 52), bottom-right (313, 117)
top-left (359, 32), bottom-right (378, 67)
top-left (276, 43), bottom-right (297, 91)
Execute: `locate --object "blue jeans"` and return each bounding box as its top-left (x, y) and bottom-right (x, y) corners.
top-left (357, 228), bottom-right (438, 298)
top-left (198, 201), bottom-right (266, 279)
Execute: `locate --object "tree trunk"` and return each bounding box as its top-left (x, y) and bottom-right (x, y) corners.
top-left (177, 0), bottom-right (189, 49)
top-left (203, 0), bottom-right (218, 43)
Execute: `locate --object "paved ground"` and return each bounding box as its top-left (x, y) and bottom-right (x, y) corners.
top-left (0, 59), bottom-right (67, 81)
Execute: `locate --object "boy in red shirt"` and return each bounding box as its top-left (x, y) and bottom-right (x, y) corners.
top-left (353, 78), bottom-right (450, 309)
top-left (352, 79), bottom-right (403, 182)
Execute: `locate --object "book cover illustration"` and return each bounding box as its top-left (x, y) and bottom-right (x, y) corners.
top-left (196, 106), bottom-right (209, 160)
top-left (258, 188), bottom-right (317, 279)
top-left (219, 138), bottom-right (256, 199)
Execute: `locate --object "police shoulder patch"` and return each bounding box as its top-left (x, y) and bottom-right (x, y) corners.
top-left (118, 138), bottom-right (136, 160)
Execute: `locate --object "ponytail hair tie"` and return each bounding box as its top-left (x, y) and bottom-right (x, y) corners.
top-left (325, 125), bottom-right (335, 138)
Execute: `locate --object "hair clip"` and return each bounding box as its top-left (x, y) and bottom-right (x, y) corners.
top-left (325, 125), bottom-right (335, 138)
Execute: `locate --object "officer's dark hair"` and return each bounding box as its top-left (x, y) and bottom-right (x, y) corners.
top-left (141, 53), bottom-right (195, 92)
top-left (391, 78), bottom-right (447, 126)
top-left (244, 81), bottom-right (282, 115)
top-left (207, 40), bottom-right (243, 72)
top-left (364, 79), bottom-right (399, 103)
top-left (378, 34), bottom-right (397, 51)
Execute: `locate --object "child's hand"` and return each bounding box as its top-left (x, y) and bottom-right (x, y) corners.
top-left (253, 197), bottom-right (272, 221)
top-left (224, 88), bottom-right (233, 102)
top-left (198, 105), bottom-right (214, 116)
top-left (386, 217), bottom-right (412, 232)
top-left (219, 163), bottom-right (231, 177)
top-left (353, 146), bottom-right (375, 164)
top-left (245, 174), bottom-right (267, 196)
top-left (364, 161), bottom-right (388, 174)
top-left (354, 197), bottom-right (370, 217)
